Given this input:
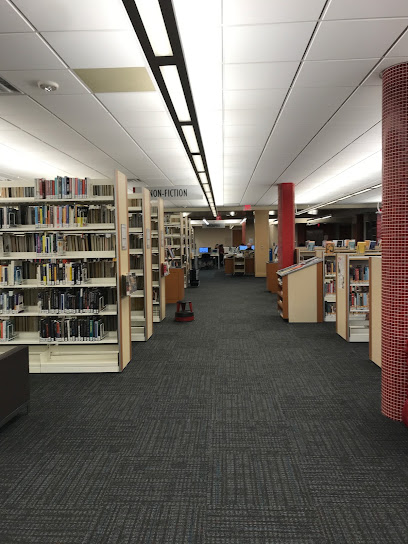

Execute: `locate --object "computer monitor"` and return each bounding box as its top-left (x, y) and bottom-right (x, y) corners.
top-left (199, 247), bottom-right (209, 254)
top-left (251, 245), bottom-right (255, 250)
top-left (239, 245), bottom-right (247, 251)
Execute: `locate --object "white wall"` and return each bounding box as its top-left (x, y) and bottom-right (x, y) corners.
top-left (194, 227), bottom-right (232, 249)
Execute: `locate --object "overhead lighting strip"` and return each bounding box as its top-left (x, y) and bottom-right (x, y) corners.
top-left (122, 0), bottom-right (217, 216)
top-left (296, 183), bottom-right (382, 215)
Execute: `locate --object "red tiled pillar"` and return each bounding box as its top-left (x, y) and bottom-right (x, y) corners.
top-left (381, 62), bottom-right (408, 421)
top-left (278, 183), bottom-right (295, 269)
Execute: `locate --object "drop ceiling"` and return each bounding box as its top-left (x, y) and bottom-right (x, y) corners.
top-left (0, 0), bottom-right (407, 210)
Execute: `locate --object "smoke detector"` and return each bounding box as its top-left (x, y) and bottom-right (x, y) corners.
top-left (38, 81), bottom-right (59, 92)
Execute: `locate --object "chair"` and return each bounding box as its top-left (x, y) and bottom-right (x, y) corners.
top-left (200, 253), bottom-right (214, 269)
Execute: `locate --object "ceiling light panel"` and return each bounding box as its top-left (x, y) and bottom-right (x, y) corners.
top-left (223, 23), bottom-right (315, 64)
top-left (42, 31), bottom-right (145, 68)
top-left (0, 1), bottom-right (33, 32)
top-left (306, 19), bottom-right (408, 61)
top-left (0, 34), bottom-right (64, 70)
top-left (223, 0), bottom-right (326, 24)
top-left (14, 0), bottom-right (132, 31)
top-left (223, 62), bottom-right (299, 90)
top-left (324, 0), bottom-right (408, 20)
top-left (193, 155), bottom-right (204, 172)
top-left (181, 125), bottom-right (199, 153)
top-left (0, 69), bottom-right (90, 96)
top-left (134, 0), bottom-right (173, 56)
top-left (159, 65), bottom-right (191, 122)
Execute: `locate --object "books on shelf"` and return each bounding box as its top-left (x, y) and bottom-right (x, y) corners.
top-left (0, 319), bottom-right (15, 341)
top-left (37, 288), bottom-right (105, 314)
top-left (349, 264), bottom-right (369, 282)
top-left (0, 187), bottom-right (34, 199)
top-left (39, 316), bottom-right (105, 342)
top-left (0, 291), bottom-right (24, 313)
top-left (0, 232), bottom-right (116, 254)
top-left (35, 177), bottom-right (88, 199)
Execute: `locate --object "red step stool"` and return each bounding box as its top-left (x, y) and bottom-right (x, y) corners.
top-left (175, 300), bottom-right (194, 322)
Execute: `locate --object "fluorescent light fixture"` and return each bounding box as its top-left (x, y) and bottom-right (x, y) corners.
top-left (199, 172), bottom-right (208, 185)
top-left (306, 215), bottom-right (332, 225)
top-left (181, 125), bottom-right (199, 153)
top-left (160, 65), bottom-right (191, 122)
top-left (193, 155), bottom-right (204, 172)
top-left (203, 218), bottom-right (209, 225)
top-left (268, 210), bottom-right (275, 216)
top-left (135, 0), bottom-right (173, 56)
top-left (296, 184), bottom-right (382, 215)
top-left (309, 209), bottom-right (318, 215)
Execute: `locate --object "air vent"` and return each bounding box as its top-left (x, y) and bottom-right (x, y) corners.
top-left (0, 77), bottom-right (22, 94)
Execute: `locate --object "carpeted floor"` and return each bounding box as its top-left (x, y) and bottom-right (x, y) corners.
top-left (1, 270), bottom-right (408, 543)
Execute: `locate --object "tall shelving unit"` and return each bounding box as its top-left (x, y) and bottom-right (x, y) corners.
top-left (0, 172), bottom-right (131, 373)
top-left (151, 198), bottom-right (166, 322)
top-left (369, 256), bottom-right (381, 366)
top-left (164, 212), bottom-right (182, 268)
top-left (336, 254), bottom-right (370, 342)
top-left (323, 253), bottom-right (337, 322)
top-left (128, 188), bottom-right (153, 341)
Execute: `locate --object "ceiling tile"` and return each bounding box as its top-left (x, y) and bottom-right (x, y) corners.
top-left (224, 110), bottom-right (278, 127)
top-left (224, 88), bottom-right (287, 110)
top-left (97, 93), bottom-right (165, 116)
top-left (42, 30), bottom-right (145, 69)
top-left (223, 23), bottom-right (315, 63)
top-left (307, 19), bottom-right (408, 61)
top-left (325, 0), bottom-right (408, 20)
top-left (224, 62), bottom-right (299, 90)
top-left (127, 125), bottom-right (179, 140)
top-left (120, 111), bottom-right (174, 129)
top-left (14, 0), bottom-right (132, 31)
top-left (296, 59), bottom-right (379, 87)
top-left (0, 1), bottom-right (33, 32)
top-left (0, 69), bottom-right (90, 96)
top-left (223, 0), bottom-right (326, 25)
top-left (0, 95), bottom-right (68, 131)
top-left (0, 33), bottom-right (65, 70)
top-left (386, 29), bottom-right (408, 56)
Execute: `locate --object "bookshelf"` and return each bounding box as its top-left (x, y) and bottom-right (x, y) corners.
top-left (151, 198), bottom-right (166, 322)
top-left (323, 253), bottom-right (337, 322)
top-left (369, 256), bottom-right (381, 366)
top-left (266, 262), bottom-right (279, 293)
top-left (0, 173), bottom-right (131, 373)
top-left (295, 247), bottom-right (324, 263)
top-left (277, 258), bottom-right (323, 323)
top-left (336, 254), bottom-right (370, 342)
top-left (128, 188), bottom-right (153, 341)
top-left (164, 211), bottom-right (183, 268)
top-left (234, 255), bottom-right (245, 275)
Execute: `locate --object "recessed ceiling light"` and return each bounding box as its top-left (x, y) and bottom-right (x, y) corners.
top-left (38, 81), bottom-right (59, 92)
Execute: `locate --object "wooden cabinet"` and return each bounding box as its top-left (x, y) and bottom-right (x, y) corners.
top-left (244, 257), bottom-right (254, 275)
top-left (266, 262), bottom-right (279, 293)
top-left (165, 268), bottom-right (185, 303)
top-left (224, 257), bottom-right (234, 275)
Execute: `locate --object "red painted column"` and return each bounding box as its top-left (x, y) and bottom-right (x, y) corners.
top-left (278, 183), bottom-right (295, 269)
top-left (381, 62), bottom-right (408, 421)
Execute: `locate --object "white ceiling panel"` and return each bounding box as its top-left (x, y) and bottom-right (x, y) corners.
top-left (120, 111), bottom-right (174, 128)
top-left (223, 0), bottom-right (326, 25)
top-left (223, 62), bottom-right (299, 90)
top-left (0, 1), bottom-right (33, 32)
top-left (342, 85), bottom-right (382, 111)
top-left (364, 57), bottom-right (408, 85)
top-left (307, 19), bottom-right (408, 61)
top-left (224, 88), bottom-right (287, 110)
top-left (137, 138), bottom-right (184, 152)
top-left (333, 188), bottom-right (382, 205)
top-left (241, 184), bottom-right (271, 204)
top-left (387, 30), bottom-right (408, 56)
top-left (14, 0), bottom-right (132, 31)
top-left (0, 95), bottom-right (69, 131)
top-left (0, 69), bottom-right (90, 96)
top-left (97, 92), bottom-right (165, 114)
top-left (325, 0), bottom-right (408, 20)
top-left (127, 125), bottom-right (179, 140)
top-left (223, 23), bottom-right (315, 64)
top-left (296, 59), bottom-right (379, 87)
top-left (224, 110), bottom-right (279, 127)
top-left (42, 31), bottom-right (145, 69)
top-left (0, 33), bottom-right (65, 70)
top-left (0, 119), bottom-right (19, 131)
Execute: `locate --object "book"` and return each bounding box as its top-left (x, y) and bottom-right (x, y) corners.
top-left (356, 242), bottom-right (366, 254)
top-left (348, 240), bottom-right (356, 250)
top-left (307, 241), bottom-right (315, 251)
top-left (326, 242), bottom-right (335, 253)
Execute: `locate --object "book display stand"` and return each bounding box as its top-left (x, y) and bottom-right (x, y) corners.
top-left (369, 256), bottom-right (381, 366)
top-left (0, 172), bottom-right (132, 372)
top-left (277, 258), bottom-right (324, 323)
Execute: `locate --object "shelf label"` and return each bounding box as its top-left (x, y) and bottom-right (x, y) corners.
top-left (121, 224), bottom-right (127, 250)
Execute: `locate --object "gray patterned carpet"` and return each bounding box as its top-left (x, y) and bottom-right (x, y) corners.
top-left (1, 269), bottom-right (408, 543)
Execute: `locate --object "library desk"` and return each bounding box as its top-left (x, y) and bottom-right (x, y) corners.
top-left (224, 255), bottom-right (255, 276)
top-left (165, 267), bottom-right (185, 304)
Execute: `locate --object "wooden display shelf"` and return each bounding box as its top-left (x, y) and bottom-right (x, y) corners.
top-left (165, 267), bottom-right (185, 303)
top-left (266, 262), bottom-right (279, 293)
top-left (369, 256), bottom-right (381, 366)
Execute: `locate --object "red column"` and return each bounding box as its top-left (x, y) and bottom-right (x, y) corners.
top-left (381, 62), bottom-right (408, 421)
top-left (278, 183), bottom-right (295, 269)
